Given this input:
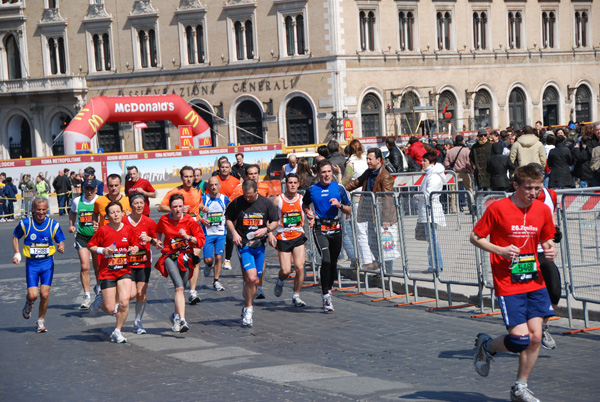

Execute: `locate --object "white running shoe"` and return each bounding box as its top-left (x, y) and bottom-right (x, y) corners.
top-left (88, 292), bottom-right (103, 316)
top-left (188, 290), bottom-right (201, 305)
top-left (510, 384), bottom-right (540, 402)
top-left (80, 295), bottom-right (92, 309)
top-left (274, 280), bottom-right (284, 297)
top-left (110, 329), bottom-right (127, 344)
top-left (223, 259), bottom-right (232, 270)
top-left (22, 300), bottom-right (34, 319)
top-left (132, 320), bottom-right (146, 335)
top-left (204, 265), bottom-right (212, 277)
top-left (241, 307), bottom-right (254, 327)
top-left (213, 280), bottom-right (225, 291)
top-left (322, 294), bottom-right (334, 313)
top-left (255, 286), bottom-right (265, 300)
top-left (292, 295), bottom-right (306, 307)
top-left (180, 318), bottom-right (189, 333)
top-left (170, 313), bottom-right (181, 332)
top-left (541, 325), bottom-right (556, 350)
top-left (36, 319), bottom-right (47, 333)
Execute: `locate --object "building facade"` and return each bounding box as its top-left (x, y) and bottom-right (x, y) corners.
top-left (1, 0), bottom-right (598, 158)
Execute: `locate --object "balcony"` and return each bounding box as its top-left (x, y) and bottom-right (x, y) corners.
top-left (0, 76), bottom-right (87, 95)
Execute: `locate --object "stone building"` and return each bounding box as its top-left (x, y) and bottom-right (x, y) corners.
top-left (0, 0), bottom-right (598, 158)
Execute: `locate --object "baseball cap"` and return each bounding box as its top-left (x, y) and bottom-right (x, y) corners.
top-left (83, 179), bottom-right (96, 188)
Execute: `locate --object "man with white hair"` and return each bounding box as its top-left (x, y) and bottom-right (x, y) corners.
top-left (283, 154), bottom-right (298, 177)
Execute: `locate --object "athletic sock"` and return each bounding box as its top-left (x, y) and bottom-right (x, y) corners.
top-left (483, 339), bottom-right (496, 355)
top-left (292, 292), bottom-right (300, 299)
top-left (84, 292), bottom-right (90, 298)
top-left (135, 301), bottom-right (146, 322)
top-left (515, 378), bottom-right (527, 387)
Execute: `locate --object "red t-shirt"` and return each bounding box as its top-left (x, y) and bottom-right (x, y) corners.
top-left (473, 197), bottom-right (554, 296)
top-left (125, 178), bottom-right (156, 216)
top-left (156, 214), bottom-right (205, 256)
top-left (123, 215), bottom-right (157, 268)
top-left (88, 224), bottom-right (137, 280)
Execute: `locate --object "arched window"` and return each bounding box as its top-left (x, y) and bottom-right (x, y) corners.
top-left (508, 88), bottom-right (527, 129)
top-left (575, 11), bottom-right (588, 48)
top-left (5, 34), bottom-right (22, 79)
top-left (437, 12), bottom-right (452, 50)
top-left (139, 30), bottom-right (148, 67)
top-left (235, 21), bottom-right (244, 60)
top-left (196, 25), bottom-right (205, 63)
top-left (575, 85), bottom-right (591, 123)
top-left (186, 26), bottom-right (195, 64)
top-left (8, 115), bottom-right (33, 159)
top-left (542, 11), bottom-right (556, 49)
top-left (360, 11), bottom-right (376, 51)
top-left (400, 91), bottom-right (420, 134)
top-left (148, 29), bottom-right (157, 67)
top-left (473, 12), bottom-right (487, 50)
top-left (285, 16), bottom-right (295, 56)
top-left (508, 11), bottom-right (522, 49)
top-left (543, 87), bottom-right (559, 127)
top-left (49, 37), bottom-right (58, 74)
top-left (296, 15), bottom-right (305, 55)
top-left (474, 90), bottom-right (492, 128)
top-left (361, 94), bottom-right (382, 137)
top-left (93, 34), bottom-right (103, 71)
top-left (286, 97), bottom-right (315, 146)
top-left (236, 101), bottom-right (263, 145)
top-left (50, 113), bottom-right (70, 156)
top-left (399, 11), bottom-right (414, 51)
top-left (102, 33), bottom-right (111, 70)
top-left (438, 91), bottom-right (457, 133)
top-left (245, 20), bottom-right (254, 59)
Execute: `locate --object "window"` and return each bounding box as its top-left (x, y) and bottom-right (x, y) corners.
top-left (142, 121), bottom-right (168, 151)
top-left (399, 11), bottom-right (415, 51)
top-left (234, 19), bottom-right (254, 60)
top-left (438, 91), bottom-right (457, 133)
top-left (284, 15), bottom-right (306, 56)
top-left (361, 94), bottom-right (382, 137)
top-left (184, 25), bottom-right (205, 64)
top-left (97, 123), bottom-right (121, 153)
top-left (224, 1), bottom-right (256, 63)
top-left (508, 88), bottom-right (527, 129)
top-left (138, 29), bottom-right (158, 68)
top-left (236, 101), bottom-right (264, 145)
top-left (175, 3), bottom-right (208, 67)
top-left (508, 11), bottom-right (522, 49)
top-left (286, 97), bottom-right (315, 146)
top-left (5, 33), bottom-right (22, 79)
top-left (400, 91), bottom-right (420, 134)
top-left (436, 11), bottom-right (452, 51)
top-left (542, 86), bottom-right (559, 127)
top-left (92, 33), bottom-right (111, 71)
top-left (542, 11), bottom-right (556, 49)
top-left (359, 10), bottom-right (376, 51)
top-left (473, 12), bottom-right (487, 50)
top-left (574, 11), bottom-right (588, 48)
top-left (48, 36), bottom-right (67, 75)
top-left (128, 1), bottom-right (160, 70)
top-left (575, 85), bottom-right (591, 123)
top-left (474, 90), bottom-right (493, 129)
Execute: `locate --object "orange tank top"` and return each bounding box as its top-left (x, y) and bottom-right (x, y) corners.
top-left (275, 193), bottom-right (304, 241)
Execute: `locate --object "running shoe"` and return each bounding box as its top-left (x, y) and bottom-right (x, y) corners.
top-left (223, 259), bottom-right (232, 270)
top-left (22, 300), bottom-right (34, 319)
top-left (188, 290), bottom-right (201, 305)
top-left (110, 329), bottom-right (127, 344)
top-left (322, 294), bottom-right (334, 313)
top-left (132, 320), bottom-right (146, 335)
top-left (80, 295), bottom-right (92, 309)
top-left (170, 313), bottom-right (181, 332)
top-left (93, 284), bottom-right (101, 295)
top-left (541, 325), bottom-right (556, 350)
top-left (292, 295), bottom-right (306, 307)
top-left (473, 333), bottom-right (494, 377)
top-left (255, 286), bottom-right (265, 300)
top-left (213, 280), bottom-right (225, 291)
top-left (204, 265), bottom-right (212, 278)
top-left (180, 318), bottom-right (189, 333)
top-left (510, 384), bottom-right (540, 402)
top-left (274, 280), bottom-right (284, 297)
top-left (88, 292), bottom-right (103, 316)
top-left (36, 319), bottom-right (47, 333)
top-left (241, 307), bottom-right (253, 327)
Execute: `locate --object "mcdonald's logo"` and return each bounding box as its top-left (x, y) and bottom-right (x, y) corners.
top-left (74, 108), bottom-right (90, 121)
top-left (183, 138), bottom-right (191, 148)
top-left (344, 120), bottom-right (352, 129)
top-left (203, 138), bottom-right (211, 146)
top-left (181, 127), bottom-right (191, 136)
top-left (76, 142), bottom-right (91, 152)
top-left (185, 111), bottom-right (199, 128)
top-left (88, 114), bottom-right (105, 133)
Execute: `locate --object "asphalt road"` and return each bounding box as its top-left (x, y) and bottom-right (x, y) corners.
top-left (1, 213), bottom-right (599, 402)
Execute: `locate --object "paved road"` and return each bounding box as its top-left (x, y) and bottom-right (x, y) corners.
top-left (1, 213), bottom-right (599, 402)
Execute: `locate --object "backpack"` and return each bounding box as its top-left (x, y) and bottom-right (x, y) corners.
top-left (404, 154), bottom-right (421, 172)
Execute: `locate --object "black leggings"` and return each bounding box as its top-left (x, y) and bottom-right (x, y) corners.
top-left (225, 230), bottom-right (233, 260)
top-left (538, 251), bottom-right (561, 305)
top-left (313, 229), bottom-right (343, 295)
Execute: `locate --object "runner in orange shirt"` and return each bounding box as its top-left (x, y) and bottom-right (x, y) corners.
top-left (229, 164), bottom-right (269, 201)
top-left (158, 166), bottom-right (203, 305)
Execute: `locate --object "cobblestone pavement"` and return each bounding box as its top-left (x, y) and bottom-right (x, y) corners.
top-left (1, 214), bottom-right (599, 402)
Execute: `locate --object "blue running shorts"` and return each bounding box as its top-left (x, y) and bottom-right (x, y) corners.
top-left (497, 288), bottom-right (555, 328)
top-left (237, 245), bottom-right (266, 278)
top-left (25, 258), bottom-right (54, 288)
top-left (203, 235), bottom-right (226, 259)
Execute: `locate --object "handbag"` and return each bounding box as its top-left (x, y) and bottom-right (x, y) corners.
top-left (414, 222), bottom-right (427, 241)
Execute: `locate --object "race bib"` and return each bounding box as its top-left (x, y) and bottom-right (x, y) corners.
top-left (170, 237), bottom-right (187, 250)
top-left (29, 243), bottom-right (50, 259)
top-left (108, 251), bottom-right (128, 271)
top-left (319, 218), bottom-right (340, 234)
top-left (24, 190), bottom-right (34, 198)
top-left (129, 250), bottom-right (147, 266)
top-left (510, 254), bottom-right (538, 282)
top-left (208, 212), bottom-right (223, 226)
top-left (282, 212), bottom-right (301, 228)
top-left (243, 213), bottom-right (264, 228)
top-left (79, 211), bottom-right (93, 227)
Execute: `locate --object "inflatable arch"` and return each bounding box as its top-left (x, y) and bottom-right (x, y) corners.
top-left (63, 95), bottom-right (210, 155)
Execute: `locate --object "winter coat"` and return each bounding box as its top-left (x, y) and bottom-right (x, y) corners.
top-left (469, 140), bottom-right (493, 188)
top-left (486, 142), bottom-right (515, 191)
top-left (416, 163), bottom-right (446, 226)
top-left (444, 145), bottom-right (472, 173)
top-left (3, 183), bottom-right (18, 201)
top-left (386, 146), bottom-right (404, 172)
top-left (407, 141), bottom-right (427, 167)
top-left (345, 165), bottom-right (396, 223)
top-left (548, 142), bottom-right (574, 188)
top-left (509, 134), bottom-right (546, 167)
top-left (573, 145), bottom-right (593, 182)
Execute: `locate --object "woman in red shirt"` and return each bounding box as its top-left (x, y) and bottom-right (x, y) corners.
top-left (88, 201), bottom-right (139, 344)
top-left (156, 194), bottom-right (205, 333)
top-left (123, 193), bottom-right (161, 335)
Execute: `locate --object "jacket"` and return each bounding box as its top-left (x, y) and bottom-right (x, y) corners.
top-left (573, 145), bottom-right (593, 181)
top-left (486, 142), bottom-right (515, 191)
top-left (444, 145), bottom-right (472, 173)
top-left (327, 152), bottom-right (346, 182)
top-left (3, 183), bottom-right (18, 200)
top-left (548, 142), bottom-right (574, 188)
top-left (469, 140), bottom-right (493, 188)
top-left (416, 163), bottom-right (446, 226)
top-left (407, 141), bottom-right (427, 167)
top-left (386, 146), bottom-right (404, 172)
top-left (509, 134), bottom-right (547, 167)
top-left (345, 165), bottom-right (396, 223)
top-left (52, 175), bottom-right (70, 194)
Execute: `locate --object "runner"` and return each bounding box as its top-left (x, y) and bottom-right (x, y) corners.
top-left (125, 166), bottom-right (156, 217)
top-left (470, 165), bottom-right (556, 402)
top-left (200, 177), bottom-right (229, 291)
top-left (225, 179), bottom-right (278, 327)
top-left (158, 166), bottom-right (203, 305)
top-left (155, 194), bottom-right (205, 333)
top-left (68, 178), bottom-right (99, 309)
top-left (12, 197), bottom-right (65, 333)
top-left (123, 193), bottom-right (161, 335)
top-left (268, 173), bottom-right (307, 307)
top-left (216, 160), bottom-right (241, 271)
top-left (94, 173), bottom-right (132, 228)
top-left (302, 159), bottom-right (352, 313)
top-left (87, 201), bottom-right (139, 344)
top-left (193, 168), bottom-right (208, 196)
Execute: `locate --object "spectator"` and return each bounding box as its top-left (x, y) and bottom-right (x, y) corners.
top-left (35, 174), bottom-right (49, 199)
top-left (406, 136), bottom-right (427, 167)
top-left (385, 137), bottom-right (404, 173)
top-left (83, 167), bottom-right (104, 196)
top-left (19, 174), bottom-right (35, 218)
top-left (52, 169), bottom-right (70, 215)
top-left (573, 131), bottom-right (593, 188)
top-left (444, 135), bottom-right (473, 211)
top-left (231, 153), bottom-right (246, 180)
top-left (327, 140), bottom-right (345, 182)
top-left (296, 158), bottom-right (314, 191)
top-left (67, 171), bottom-right (77, 207)
top-left (3, 177), bottom-right (18, 221)
top-left (487, 142), bottom-right (515, 192)
top-left (588, 121), bottom-right (600, 149)
top-left (547, 134), bottom-right (574, 189)
top-left (282, 154), bottom-right (298, 176)
top-left (470, 129), bottom-right (493, 191)
top-left (510, 125), bottom-right (546, 167)
top-left (0, 172), bottom-right (5, 221)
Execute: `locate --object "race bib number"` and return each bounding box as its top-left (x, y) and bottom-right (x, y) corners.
top-left (510, 254), bottom-right (538, 282)
top-left (79, 211), bottom-right (93, 227)
top-left (208, 212), bottom-right (223, 226)
top-left (319, 218), bottom-right (340, 234)
top-left (29, 244), bottom-right (50, 259)
top-left (129, 250), bottom-right (147, 266)
top-left (243, 213), bottom-right (264, 228)
top-left (170, 237), bottom-right (187, 250)
top-left (282, 212), bottom-right (301, 228)
top-left (108, 251), bottom-right (128, 270)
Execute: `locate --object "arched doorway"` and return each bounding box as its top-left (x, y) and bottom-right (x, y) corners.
top-left (400, 91), bottom-right (420, 134)
top-left (438, 90), bottom-right (457, 133)
top-left (508, 88), bottom-right (527, 129)
top-left (543, 86), bottom-right (559, 127)
top-left (286, 97), bottom-right (314, 146)
top-left (236, 101), bottom-right (263, 145)
top-left (576, 85), bottom-right (591, 123)
top-left (474, 90), bottom-right (492, 129)
top-left (142, 121), bottom-right (168, 150)
top-left (192, 103), bottom-right (216, 146)
top-left (50, 112), bottom-right (71, 156)
top-left (361, 93), bottom-right (382, 137)
top-left (7, 115), bottom-right (32, 159)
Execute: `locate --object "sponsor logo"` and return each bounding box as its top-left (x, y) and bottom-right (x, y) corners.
top-left (184, 111), bottom-right (199, 128)
top-left (88, 114), bottom-right (105, 133)
top-left (114, 102), bottom-right (175, 113)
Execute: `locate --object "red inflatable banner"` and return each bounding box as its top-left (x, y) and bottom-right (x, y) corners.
top-left (63, 95), bottom-right (210, 155)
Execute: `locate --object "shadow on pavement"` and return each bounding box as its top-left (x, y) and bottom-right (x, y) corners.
top-left (397, 390), bottom-right (506, 401)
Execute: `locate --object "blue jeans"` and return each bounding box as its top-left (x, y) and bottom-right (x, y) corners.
top-left (341, 218), bottom-right (356, 262)
top-left (427, 225), bottom-right (443, 272)
top-left (57, 194), bottom-right (66, 215)
top-left (579, 180), bottom-right (588, 189)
